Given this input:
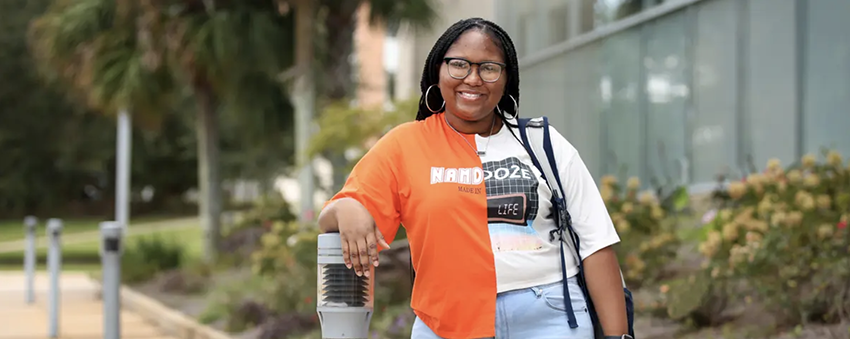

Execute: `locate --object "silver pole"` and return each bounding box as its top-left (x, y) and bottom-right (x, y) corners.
top-left (294, 2), bottom-right (316, 226)
top-left (47, 218), bottom-right (63, 338)
top-left (100, 221), bottom-right (124, 339)
top-left (24, 216), bottom-right (38, 304)
top-left (116, 109), bottom-right (132, 231)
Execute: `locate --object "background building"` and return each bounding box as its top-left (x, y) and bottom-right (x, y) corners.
top-left (354, 0), bottom-right (496, 107)
top-left (494, 0), bottom-right (850, 192)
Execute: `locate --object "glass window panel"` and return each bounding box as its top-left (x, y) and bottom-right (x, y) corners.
top-left (517, 12), bottom-right (534, 57)
top-left (644, 11), bottom-right (689, 186)
top-left (579, 0), bottom-right (596, 34)
top-left (803, 0), bottom-right (850, 157)
top-left (600, 28), bottom-right (643, 180)
top-left (746, 0), bottom-right (798, 170)
top-left (692, 0), bottom-right (739, 182)
top-left (519, 56), bottom-right (567, 141)
top-left (548, 3), bottom-right (569, 45)
top-left (594, 0), bottom-right (647, 27)
top-left (520, 45), bottom-right (603, 179)
top-left (563, 43), bottom-right (603, 178)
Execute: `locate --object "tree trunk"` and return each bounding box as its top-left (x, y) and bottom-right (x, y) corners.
top-left (293, 0), bottom-right (317, 226)
top-left (195, 81), bottom-right (222, 263)
top-left (322, 1), bottom-right (358, 100)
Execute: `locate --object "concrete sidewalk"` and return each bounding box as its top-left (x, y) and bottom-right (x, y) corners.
top-left (0, 272), bottom-right (176, 339)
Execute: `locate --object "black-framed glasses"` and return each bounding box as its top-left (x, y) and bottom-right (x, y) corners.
top-left (443, 57), bottom-right (506, 83)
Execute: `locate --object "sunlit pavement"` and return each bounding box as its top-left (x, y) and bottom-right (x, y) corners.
top-left (0, 272), bottom-right (176, 339)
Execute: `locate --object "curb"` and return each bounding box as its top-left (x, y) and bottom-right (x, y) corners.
top-left (86, 274), bottom-right (234, 339)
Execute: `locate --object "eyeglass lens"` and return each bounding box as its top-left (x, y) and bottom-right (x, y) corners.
top-left (447, 59), bottom-right (502, 82)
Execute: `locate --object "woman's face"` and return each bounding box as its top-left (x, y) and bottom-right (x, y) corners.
top-left (438, 29), bottom-right (507, 123)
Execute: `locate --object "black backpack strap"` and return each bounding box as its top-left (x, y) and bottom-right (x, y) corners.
top-left (518, 116), bottom-right (635, 338)
top-left (518, 117), bottom-right (580, 329)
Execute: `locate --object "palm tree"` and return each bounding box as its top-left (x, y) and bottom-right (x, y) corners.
top-left (29, 0), bottom-right (295, 263)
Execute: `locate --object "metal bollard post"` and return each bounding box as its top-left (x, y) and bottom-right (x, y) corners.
top-left (23, 216), bottom-right (38, 304)
top-left (317, 233), bottom-right (374, 339)
top-left (100, 221), bottom-right (124, 339)
top-left (47, 218), bottom-right (63, 338)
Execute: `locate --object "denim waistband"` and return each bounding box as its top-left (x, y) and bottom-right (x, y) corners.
top-left (498, 277), bottom-right (573, 297)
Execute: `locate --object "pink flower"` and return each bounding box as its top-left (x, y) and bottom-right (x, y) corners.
top-left (838, 221), bottom-right (847, 230)
top-left (702, 209), bottom-right (718, 225)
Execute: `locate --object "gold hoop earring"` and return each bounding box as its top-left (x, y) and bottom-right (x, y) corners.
top-left (425, 84), bottom-right (445, 113)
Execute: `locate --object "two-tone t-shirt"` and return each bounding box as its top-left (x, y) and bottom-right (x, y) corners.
top-left (327, 113), bottom-right (620, 338)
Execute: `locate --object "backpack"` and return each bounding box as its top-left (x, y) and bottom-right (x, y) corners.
top-left (517, 116), bottom-right (636, 339)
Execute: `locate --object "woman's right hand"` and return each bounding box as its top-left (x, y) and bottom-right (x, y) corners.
top-left (321, 198), bottom-right (391, 277)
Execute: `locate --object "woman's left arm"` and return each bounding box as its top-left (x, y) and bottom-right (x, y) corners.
top-left (583, 247), bottom-right (629, 336)
top-left (550, 128), bottom-right (628, 337)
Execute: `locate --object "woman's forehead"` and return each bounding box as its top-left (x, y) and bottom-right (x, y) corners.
top-left (445, 29), bottom-right (505, 62)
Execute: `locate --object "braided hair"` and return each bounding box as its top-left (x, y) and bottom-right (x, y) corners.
top-left (415, 18), bottom-right (520, 122)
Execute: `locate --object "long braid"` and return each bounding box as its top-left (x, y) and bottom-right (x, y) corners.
top-left (415, 18), bottom-right (521, 122)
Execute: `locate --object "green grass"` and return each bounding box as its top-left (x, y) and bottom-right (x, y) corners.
top-left (0, 218), bottom-right (100, 243)
top-left (0, 225), bottom-right (203, 268)
top-left (0, 215), bottom-right (176, 243)
top-left (0, 263), bottom-right (100, 272)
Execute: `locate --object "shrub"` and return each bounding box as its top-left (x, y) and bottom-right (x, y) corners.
top-left (121, 234), bottom-right (186, 283)
top-left (251, 221), bottom-right (319, 314)
top-left (697, 151), bottom-right (850, 325)
top-left (219, 195), bottom-right (296, 266)
top-left (601, 175), bottom-right (686, 288)
top-left (196, 197), bottom-right (326, 336)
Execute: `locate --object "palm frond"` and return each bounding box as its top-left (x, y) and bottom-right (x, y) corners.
top-left (172, 6), bottom-right (294, 90)
top-left (27, 0), bottom-right (116, 82)
top-left (29, 0), bottom-right (177, 122)
top-left (365, 0), bottom-right (437, 31)
top-left (84, 28), bottom-right (177, 119)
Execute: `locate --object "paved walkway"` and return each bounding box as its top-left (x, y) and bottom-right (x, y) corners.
top-left (0, 272), bottom-right (176, 339)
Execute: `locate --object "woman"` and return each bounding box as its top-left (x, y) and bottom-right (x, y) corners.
top-left (318, 17), bottom-right (630, 339)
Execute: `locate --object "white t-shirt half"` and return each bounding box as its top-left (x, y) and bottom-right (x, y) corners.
top-left (471, 118), bottom-right (621, 293)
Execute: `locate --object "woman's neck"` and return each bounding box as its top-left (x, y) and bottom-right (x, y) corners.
top-left (445, 112), bottom-right (502, 137)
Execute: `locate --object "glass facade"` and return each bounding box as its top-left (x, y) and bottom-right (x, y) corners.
top-left (496, 0), bottom-right (850, 191)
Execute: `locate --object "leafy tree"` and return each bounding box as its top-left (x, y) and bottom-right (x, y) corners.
top-left (0, 0), bottom-right (116, 216)
top-left (28, 0), bottom-right (295, 262)
top-left (308, 97), bottom-right (416, 191)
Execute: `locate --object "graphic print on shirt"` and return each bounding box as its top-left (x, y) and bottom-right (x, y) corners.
top-left (483, 157), bottom-right (544, 252)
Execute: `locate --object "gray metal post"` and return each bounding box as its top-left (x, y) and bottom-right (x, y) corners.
top-left (24, 216), bottom-right (38, 304)
top-left (116, 108), bottom-right (132, 231)
top-left (100, 221), bottom-right (124, 339)
top-left (317, 233), bottom-right (374, 339)
top-left (47, 218), bottom-right (63, 338)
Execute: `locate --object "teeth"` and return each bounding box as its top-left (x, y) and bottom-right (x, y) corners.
top-left (460, 92), bottom-right (481, 99)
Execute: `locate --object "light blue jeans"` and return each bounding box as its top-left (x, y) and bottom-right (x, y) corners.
top-left (411, 277), bottom-right (594, 339)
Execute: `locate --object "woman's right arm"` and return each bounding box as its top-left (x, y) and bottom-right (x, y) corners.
top-left (318, 125), bottom-right (406, 277)
top-left (318, 198), bottom-right (392, 277)
top-left (317, 198), bottom-right (344, 233)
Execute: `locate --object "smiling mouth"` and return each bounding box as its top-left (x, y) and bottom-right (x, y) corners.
top-left (458, 92), bottom-right (484, 100)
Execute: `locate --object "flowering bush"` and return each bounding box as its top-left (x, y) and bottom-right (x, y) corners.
top-left (698, 150), bottom-right (850, 324)
top-left (600, 175), bottom-right (684, 288)
top-left (251, 221), bottom-right (320, 314)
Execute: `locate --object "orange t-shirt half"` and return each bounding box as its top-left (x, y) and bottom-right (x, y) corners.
top-left (328, 113), bottom-right (497, 338)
